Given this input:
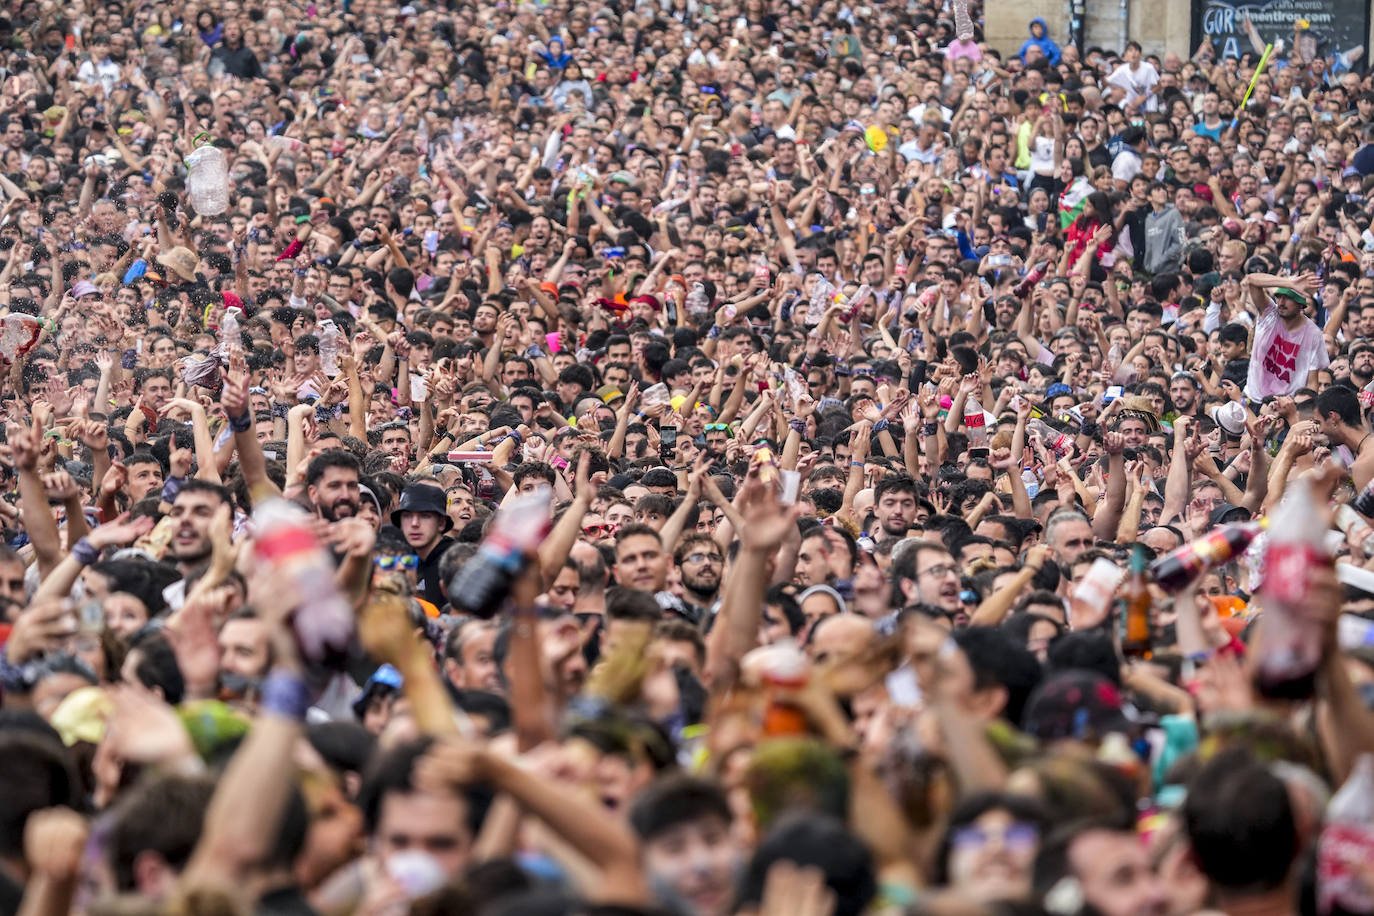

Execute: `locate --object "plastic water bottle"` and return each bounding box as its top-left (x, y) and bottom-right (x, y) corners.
top-left (185, 142), bottom-right (230, 216)
top-left (686, 282), bottom-right (710, 316)
top-left (318, 319), bottom-right (343, 377)
top-left (809, 277), bottom-right (835, 315)
top-left (446, 489), bottom-right (553, 618)
top-left (1027, 417), bottom-right (1074, 457)
top-left (265, 135), bottom-right (304, 154)
top-left (253, 499), bottom-right (354, 682)
top-left (953, 0), bottom-right (974, 40)
top-left (216, 306), bottom-right (242, 360)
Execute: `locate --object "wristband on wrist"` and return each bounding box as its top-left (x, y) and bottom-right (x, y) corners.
top-left (922, 422), bottom-right (938, 436)
top-left (523, 345), bottom-right (544, 360)
top-left (71, 537), bottom-right (100, 566)
top-left (271, 402), bottom-right (290, 419)
top-left (788, 418), bottom-right (807, 434)
top-left (873, 418), bottom-right (890, 432)
top-left (229, 411), bottom-right (253, 433)
top-left (706, 326), bottom-right (722, 340)
top-left (259, 671), bottom-right (311, 721)
top-left (160, 477), bottom-right (186, 504)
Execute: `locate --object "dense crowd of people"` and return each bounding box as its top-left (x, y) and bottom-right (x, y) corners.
top-left (2, 0), bottom-right (1374, 913)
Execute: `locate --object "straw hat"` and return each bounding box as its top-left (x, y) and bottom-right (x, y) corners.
top-left (156, 246), bottom-right (200, 282)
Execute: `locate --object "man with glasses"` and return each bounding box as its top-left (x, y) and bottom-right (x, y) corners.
top-left (890, 540), bottom-right (962, 618)
top-left (673, 533), bottom-right (724, 618)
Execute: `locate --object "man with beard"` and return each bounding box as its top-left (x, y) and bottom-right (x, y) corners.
top-left (873, 475), bottom-right (919, 542)
top-left (162, 480), bottom-right (233, 611)
top-left (673, 534), bottom-right (723, 619)
top-left (1168, 372), bottom-right (1201, 420)
top-left (306, 450), bottom-right (363, 521)
top-left (391, 484), bottom-right (456, 606)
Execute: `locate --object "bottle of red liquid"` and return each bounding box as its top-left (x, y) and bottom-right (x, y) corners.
top-left (1317, 754), bottom-right (1374, 914)
top-left (1255, 477), bottom-right (1329, 699)
top-left (254, 500), bottom-right (355, 681)
top-left (447, 489), bottom-right (553, 619)
top-left (1014, 261), bottom-right (1047, 298)
top-left (1148, 520), bottom-right (1266, 594)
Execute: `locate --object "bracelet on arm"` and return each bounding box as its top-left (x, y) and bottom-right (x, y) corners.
top-left (71, 537), bottom-right (100, 567)
top-left (258, 671), bottom-right (312, 721)
top-left (229, 411), bottom-right (254, 433)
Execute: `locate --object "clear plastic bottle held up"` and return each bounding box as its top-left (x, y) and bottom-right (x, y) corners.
top-left (685, 282), bottom-right (710, 316)
top-left (317, 319), bottom-right (344, 377)
top-left (265, 134), bottom-right (304, 154)
top-left (184, 134), bottom-right (230, 216)
top-left (1255, 477), bottom-right (1330, 699)
top-left (953, 0), bottom-right (975, 40)
top-left (1027, 417), bottom-right (1075, 457)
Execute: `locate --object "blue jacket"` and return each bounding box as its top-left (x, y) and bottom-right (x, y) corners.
top-left (1019, 18), bottom-right (1061, 66)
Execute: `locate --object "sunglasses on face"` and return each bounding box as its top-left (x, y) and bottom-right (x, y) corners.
top-left (705, 423), bottom-right (731, 433)
top-left (374, 554), bottom-right (419, 570)
top-left (582, 523), bottom-right (614, 537)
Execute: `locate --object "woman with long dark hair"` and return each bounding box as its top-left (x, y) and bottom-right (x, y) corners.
top-left (1063, 190), bottom-right (1115, 271)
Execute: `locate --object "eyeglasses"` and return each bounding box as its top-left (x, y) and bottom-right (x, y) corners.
top-left (582, 523), bottom-right (613, 537)
top-left (374, 554), bottom-right (419, 570)
top-left (950, 822), bottom-right (1040, 851)
top-left (683, 552), bottom-right (722, 565)
top-left (917, 563), bottom-right (960, 580)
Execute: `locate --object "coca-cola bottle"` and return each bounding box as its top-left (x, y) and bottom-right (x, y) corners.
top-left (265, 135), bottom-right (305, 154)
top-left (1255, 477), bottom-right (1329, 698)
top-left (1149, 520), bottom-right (1265, 594)
top-left (843, 284), bottom-right (872, 323)
top-left (964, 396), bottom-right (988, 449)
top-left (1027, 418), bottom-right (1074, 457)
top-left (447, 489), bottom-right (553, 618)
top-left (254, 499), bottom-right (354, 685)
top-left (1014, 261), bottom-right (1047, 298)
top-left (1317, 754), bottom-right (1374, 914)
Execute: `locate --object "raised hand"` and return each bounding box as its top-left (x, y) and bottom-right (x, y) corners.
top-left (86, 512), bottom-right (156, 550)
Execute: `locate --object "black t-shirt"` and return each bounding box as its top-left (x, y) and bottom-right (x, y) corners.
top-left (417, 535), bottom-right (457, 606)
top-left (1085, 142), bottom-right (1112, 171)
